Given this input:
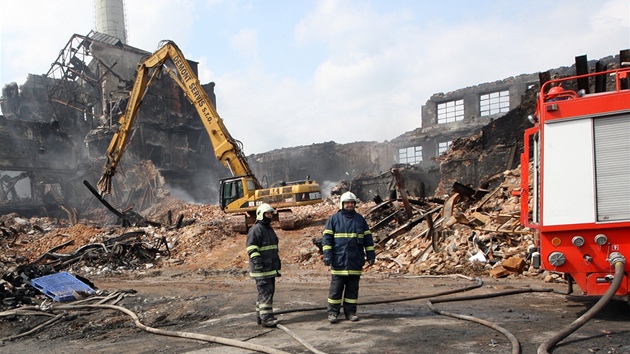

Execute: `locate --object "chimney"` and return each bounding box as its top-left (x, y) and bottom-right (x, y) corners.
top-left (94, 0), bottom-right (128, 44)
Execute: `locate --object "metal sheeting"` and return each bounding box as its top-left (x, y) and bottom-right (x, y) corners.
top-left (594, 113), bottom-right (630, 221)
top-left (88, 31), bottom-right (123, 47)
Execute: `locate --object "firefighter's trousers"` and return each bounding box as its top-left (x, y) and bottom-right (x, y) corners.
top-left (255, 277), bottom-right (276, 321)
top-left (327, 274), bottom-right (360, 315)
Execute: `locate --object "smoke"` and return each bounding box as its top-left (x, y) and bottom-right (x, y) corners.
top-left (189, 169), bottom-right (221, 205)
top-left (320, 180), bottom-right (341, 198)
top-left (161, 169), bottom-right (224, 206)
top-left (164, 184), bottom-right (201, 205)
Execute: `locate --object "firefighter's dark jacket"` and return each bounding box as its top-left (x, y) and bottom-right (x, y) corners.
top-left (246, 220), bottom-right (281, 278)
top-left (322, 209), bottom-right (375, 276)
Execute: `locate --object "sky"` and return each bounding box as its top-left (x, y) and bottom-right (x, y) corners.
top-left (1, 0), bottom-right (629, 154)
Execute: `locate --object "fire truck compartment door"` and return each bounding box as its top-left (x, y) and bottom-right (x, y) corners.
top-left (593, 114), bottom-right (630, 222)
top-left (542, 119), bottom-right (595, 226)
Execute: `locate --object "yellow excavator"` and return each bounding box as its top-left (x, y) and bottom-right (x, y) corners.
top-left (96, 40), bottom-right (322, 231)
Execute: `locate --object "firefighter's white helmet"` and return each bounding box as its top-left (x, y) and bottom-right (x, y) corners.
top-left (339, 191), bottom-right (358, 209)
top-left (256, 203), bottom-right (274, 221)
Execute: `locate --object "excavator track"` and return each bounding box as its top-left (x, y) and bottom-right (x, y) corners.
top-left (277, 210), bottom-right (296, 230)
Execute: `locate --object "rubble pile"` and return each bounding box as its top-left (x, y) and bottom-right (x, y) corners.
top-left (292, 197), bottom-right (344, 224)
top-left (1, 214), bottom-right (68, 273)
top-left (0, 164), bottom-right (552, 311)
top-left (373, 167), bottom-right (538, 279)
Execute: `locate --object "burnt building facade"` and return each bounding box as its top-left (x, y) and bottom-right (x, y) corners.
top-left (0, 32), bottom-right (226, 216)
top-left (0, 30), bottom-right (623, 216)
top-left (251, 74), bottom-right (540, 200)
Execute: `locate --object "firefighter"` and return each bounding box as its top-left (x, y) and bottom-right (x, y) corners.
top-left (246, 203), bottom-right (281, 327)
top-left (322, 191), bottom-right (375, 323)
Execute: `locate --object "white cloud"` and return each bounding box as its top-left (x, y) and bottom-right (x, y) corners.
top-left (0, 0), bottom-right (92, 84)
top-left (230, 28), bottom-right (258, 58)
top-left (124, 0), bottom-right (197, 50)
top-left (204, 0), bottom-right (630, 153)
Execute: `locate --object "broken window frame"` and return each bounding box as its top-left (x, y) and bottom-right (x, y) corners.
top-left (479, 90), bottom-right (510, 116)
top-left (398, 146), bottom-right (422, 165)
top-left (437, 141), bottom-right (452, 155)
top-left (0, 171), bottom-right (32, 202)
top-left (436, 99), bottom-right (464, 124)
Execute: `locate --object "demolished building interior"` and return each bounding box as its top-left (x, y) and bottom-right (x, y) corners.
top-left (1, 30), bottom-right (623, 220)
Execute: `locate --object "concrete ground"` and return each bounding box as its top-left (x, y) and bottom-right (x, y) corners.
top-left (1, 267), bottom-right (629, 354)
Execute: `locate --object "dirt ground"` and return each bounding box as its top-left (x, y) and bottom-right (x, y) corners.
top-left (2, 266), bottom-right (630, 354)
top-left (2, 218), bottom-right (630, 354)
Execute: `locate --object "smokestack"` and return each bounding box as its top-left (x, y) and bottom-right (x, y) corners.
top-left (94, 0), bottom-right (128, 44)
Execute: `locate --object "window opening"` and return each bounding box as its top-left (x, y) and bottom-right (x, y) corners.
top-left (437, 99), bottom-right (464, 124)
top-left (398, 146), bottom-right (422, 165)
top-left (0, 171), bottom-right (32, 202)
top-left (438, 141), bottom-right (452, 155)
top-left (480, 90), bottom-right (510, 116)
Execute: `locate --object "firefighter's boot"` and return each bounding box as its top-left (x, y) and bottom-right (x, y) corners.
top-left (346, 313), bottom-right (359, 322)
top-left (261, 315), bottom-right (279, 328)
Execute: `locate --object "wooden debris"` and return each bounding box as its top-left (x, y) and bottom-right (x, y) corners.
top-left (369, 167), bottom-right (537, 278)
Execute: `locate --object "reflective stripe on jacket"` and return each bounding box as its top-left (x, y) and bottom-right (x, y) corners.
top-left (246, 220), bottom-right (281, 278)
top-left (322, 209), bottom-right (375, 276)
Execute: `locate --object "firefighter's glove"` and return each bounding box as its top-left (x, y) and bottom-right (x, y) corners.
top-left (323, 258), bottom-right (331, 266)
top-left (368, 259), bottom-right (375, 266)
top-left (252, 257), bottom-right (263, 271)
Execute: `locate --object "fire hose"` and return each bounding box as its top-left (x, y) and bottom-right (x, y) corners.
top-left (0, 291), bottom-right (288, 354)
top-left (1, 270), bottom-right (622, 354)
top-left (426, 286), bottom-right (555, 354)
top-left (53, 303), bottom-right (290, 354)
top-left (537, 252), bottom-right (626, 354)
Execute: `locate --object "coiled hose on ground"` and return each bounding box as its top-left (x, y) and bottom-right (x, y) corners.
top-left (537, 254), bottom-right (626, 354)
top-left (273, 274), bottom-right (483, 316)
top-left (272, 275), bottom-right (555, 354)
top-left (1, 270), bottom-right (623, 354)
top-left (0, 291), bottom-right (289, 354)
top-left (427, 287), bottom-right (555, 354)
top-left (55, 303), bottom-right (291, 354)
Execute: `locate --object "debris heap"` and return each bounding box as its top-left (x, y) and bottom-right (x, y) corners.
top-left (1, 164), bottom-right (554, 311)
top-left (371, 167), bottom-right (539, 279)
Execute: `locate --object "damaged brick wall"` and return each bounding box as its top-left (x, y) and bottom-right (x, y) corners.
top-left (349, 165), bottom-right (440, 202)
top-left (0, 74), bottom-right (91, 216)
top-left (247, 75), bottom-right (542, 202)
top-left (434, 89), bottom-right (536, 196)
top-left (0, 33), bottom-right (230, 214)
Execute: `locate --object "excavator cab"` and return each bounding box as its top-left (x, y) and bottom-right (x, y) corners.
top-left (220, 177), bottom-right (244, 210)
top-left (219, 175), bottom-right (259, 211)
top-left (220, 175), bottom-right (262, 233)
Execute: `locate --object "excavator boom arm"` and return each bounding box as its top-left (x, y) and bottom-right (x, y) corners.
top-left (97, 40), bottom-right (259, 195)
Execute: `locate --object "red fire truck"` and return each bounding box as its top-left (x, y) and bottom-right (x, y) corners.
top-left (519, 52), bottom-right (630, 296)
